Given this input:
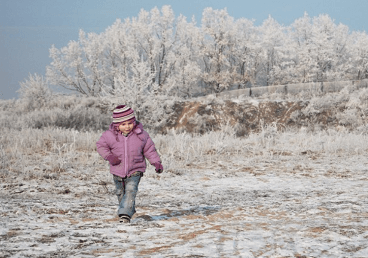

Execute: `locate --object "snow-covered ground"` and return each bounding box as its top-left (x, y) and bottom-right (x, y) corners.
top-left (1, 147), bottom-right (368, 257)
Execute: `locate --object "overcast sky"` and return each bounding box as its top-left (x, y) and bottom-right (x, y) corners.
top-left (1, 0), bottom-right (367, 99)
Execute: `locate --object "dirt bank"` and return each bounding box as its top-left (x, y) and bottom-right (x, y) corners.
top-left (163, 99), bottom-right (341, 136)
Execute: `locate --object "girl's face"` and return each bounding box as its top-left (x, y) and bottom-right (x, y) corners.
top-left (118, 120), bottom-right (135, 135)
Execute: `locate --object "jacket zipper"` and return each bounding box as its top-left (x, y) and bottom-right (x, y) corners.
top-left (124, 135), bottom-right (127, 176)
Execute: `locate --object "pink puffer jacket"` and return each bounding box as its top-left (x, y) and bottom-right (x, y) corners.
top-left (96, 122), bottom-right (161, 178)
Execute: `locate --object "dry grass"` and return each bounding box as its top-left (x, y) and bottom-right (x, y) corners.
top-left (1, 120), bottom-right (367, 183)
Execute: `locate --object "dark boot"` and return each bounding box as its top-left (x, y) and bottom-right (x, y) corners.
top-left (119, 214), bottom-right (131, 223)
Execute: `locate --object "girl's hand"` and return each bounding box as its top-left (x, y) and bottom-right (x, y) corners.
top-left (106, 154), bottom-right (121, 166)
top-left (154, 162), bottom-right (163, 173)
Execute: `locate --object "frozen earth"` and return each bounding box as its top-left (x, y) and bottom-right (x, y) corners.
top-left (1, 152), bottom-right (368, 257)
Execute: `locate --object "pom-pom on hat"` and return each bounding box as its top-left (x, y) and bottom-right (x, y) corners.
top-left (112, 105), bottom-right (135, 124)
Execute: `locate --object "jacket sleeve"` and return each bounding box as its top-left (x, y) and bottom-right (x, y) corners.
top-left (96, 133), bottom-right (112, 160)
top-left (142, 134), bottom-right (161, 165)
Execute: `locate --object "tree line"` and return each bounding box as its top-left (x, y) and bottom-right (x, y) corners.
top-left (44, 6), bottom-right (368, 99)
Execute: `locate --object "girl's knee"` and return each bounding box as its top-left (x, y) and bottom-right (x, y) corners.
top-left (115, 188), bottom-right (124, 196)
top-left (125, 184), bottom-right (138, 194)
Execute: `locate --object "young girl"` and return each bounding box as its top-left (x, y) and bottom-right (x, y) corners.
top-left (96, 105), bottom-right (163, 223)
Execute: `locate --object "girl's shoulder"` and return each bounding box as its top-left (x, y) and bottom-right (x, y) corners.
top-left (100, 128), bottom-right (117, 140)
top-left (102, 128), bottom-right (114, 135)
top-left (101, 124), bottom-right (116, 136)
top-left (133, 122), bottom-right (151, 141)
top-left (134, 129), bottom-right (149, 141)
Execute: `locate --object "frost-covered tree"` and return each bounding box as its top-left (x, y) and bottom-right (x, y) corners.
top-left (165, 14), bottom-right (202, 97)
top-left (290, 12), bottom-right (315, 83)
top-left (111, 55), bottom-right (154, 120)
top-left (291, 13), bottom-right (351, 83)
top-left (259, 15), bottom-right (286, 85)
top-left (101, 19), bottom-right (133, 93)
top-left (232, 18), bottom-right (258, 88)
top-left (129, 6), bottom-right (177, 93)
top-left (200, 7), bottom-right (239, 93)
top-left (311, 14), bottom-right (349, 82)
top-left (330, 21), bottom-right (350, 80)
top-left (349, 31), bottom-right (368, 80)
top-left (46, 30), bottom-right (108, 96)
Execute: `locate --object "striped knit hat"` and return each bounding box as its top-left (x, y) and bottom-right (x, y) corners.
top-left (112, 105), bottom-right (135, 125)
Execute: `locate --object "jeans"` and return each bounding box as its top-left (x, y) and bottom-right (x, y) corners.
top-left (113, 172), bottom-right (142, 218)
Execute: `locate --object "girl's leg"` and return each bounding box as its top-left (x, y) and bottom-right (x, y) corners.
top-left (118, 172), bottom-right (141, 218)
top-left (113, 175), bottom-right (124, 204)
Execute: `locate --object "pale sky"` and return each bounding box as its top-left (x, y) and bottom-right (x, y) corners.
top-left (1, 0), bottom-right (367, 99)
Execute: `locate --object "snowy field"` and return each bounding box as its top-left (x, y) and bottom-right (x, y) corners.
top-left (1, 128), bottom-right (368, 257)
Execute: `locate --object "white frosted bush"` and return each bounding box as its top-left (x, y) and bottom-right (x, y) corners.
top-left (336, 108), bottom-right (363, 127)
top-left (0, 99), bottom-right (16, 112)
top-left (17, 73), bottom-right (52, 110)
top-left (345, 93), bottom-right (362, 109)
top-left (23, 106), bottom-right (110, 131)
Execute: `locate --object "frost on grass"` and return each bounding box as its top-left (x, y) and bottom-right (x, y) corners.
top-left (1, 126), bottom-right (368, 257)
